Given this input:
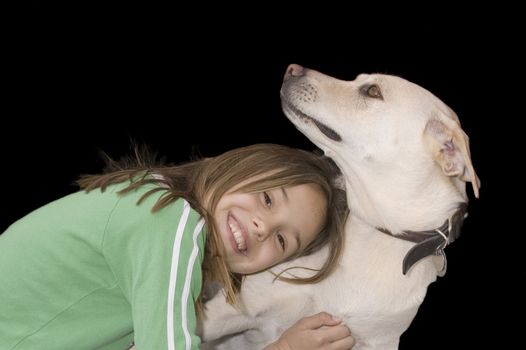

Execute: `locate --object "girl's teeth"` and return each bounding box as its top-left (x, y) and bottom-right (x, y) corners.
top-left (233, 230), bottom-right (246, 251)
top-left (229, 219), bottom-right (246, 252)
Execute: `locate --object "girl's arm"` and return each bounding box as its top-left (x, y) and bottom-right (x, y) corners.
top-left (104, 196), bottom-right (205, 349)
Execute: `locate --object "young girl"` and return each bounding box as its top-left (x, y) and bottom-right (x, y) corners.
top-left (0, 144), bottom-right (353, 350)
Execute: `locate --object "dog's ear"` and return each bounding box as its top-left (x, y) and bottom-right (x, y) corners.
top-left (424, 117), bottom-right (481, 198)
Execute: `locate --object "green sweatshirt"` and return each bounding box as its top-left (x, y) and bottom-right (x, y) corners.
top-left (0, 181), bottom-right (206, 349)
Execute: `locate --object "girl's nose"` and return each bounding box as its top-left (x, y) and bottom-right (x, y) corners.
top-left (252, 217), bottom-right (271, 241)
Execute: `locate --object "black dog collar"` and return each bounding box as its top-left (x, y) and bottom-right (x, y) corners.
top-left (377, 203), bottom-right (468, 276)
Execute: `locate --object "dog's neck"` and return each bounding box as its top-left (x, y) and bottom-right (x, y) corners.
top-left (338, 157), bottom-right (468, 234)
top-left (376, 203), bottom-right (468, 275)
top-left (336, 157), bottom-right (469, 276)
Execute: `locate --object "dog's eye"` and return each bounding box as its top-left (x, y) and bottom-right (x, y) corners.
top-left (367, 85), bottom-right (382, 98)
top-left (360, 84), bottom-right (383, 99)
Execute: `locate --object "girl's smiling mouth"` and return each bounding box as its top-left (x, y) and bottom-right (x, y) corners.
top-left (227, 214), bottom-right (248, 255)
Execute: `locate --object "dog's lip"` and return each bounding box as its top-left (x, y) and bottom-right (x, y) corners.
top-left (281, 98), bottom-right (342, 142)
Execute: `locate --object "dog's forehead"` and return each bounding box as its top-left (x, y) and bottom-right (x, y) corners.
top-left (354, 73), bottom-right (382, 84)
top-left (349, 73), bottom-right (459, 124)
top-left (353, 73), bottom-right (414, 90)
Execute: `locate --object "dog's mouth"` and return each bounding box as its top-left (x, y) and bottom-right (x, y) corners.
top-left (281, 100), bottom-right (342, 142)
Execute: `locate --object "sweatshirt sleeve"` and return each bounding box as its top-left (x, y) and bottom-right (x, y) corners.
top-left (102, 189), bottom-right (206, 350)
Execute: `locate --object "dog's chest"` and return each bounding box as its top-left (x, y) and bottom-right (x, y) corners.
top-left (320, 220), bottom-right (441, 345)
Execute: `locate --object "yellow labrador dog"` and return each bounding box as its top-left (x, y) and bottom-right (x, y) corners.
top-left (200, 65), bottom-right (480, 350)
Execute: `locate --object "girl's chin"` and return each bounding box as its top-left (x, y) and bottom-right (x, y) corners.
top-left (226, 261), bottom-right (252, 275)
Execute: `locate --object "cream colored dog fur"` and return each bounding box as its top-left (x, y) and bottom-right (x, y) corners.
top-left (199, 65), bottom-right (480, 350)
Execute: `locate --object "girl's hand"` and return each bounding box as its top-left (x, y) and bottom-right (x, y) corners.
top-left (263, 312), bottom-right (355, 350)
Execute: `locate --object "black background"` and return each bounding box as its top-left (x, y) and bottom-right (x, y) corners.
top-left (2, 10), bottom-right (520, 350)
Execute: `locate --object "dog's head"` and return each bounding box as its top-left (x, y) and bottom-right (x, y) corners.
top-left (280, 64), bottom-right (480, 199)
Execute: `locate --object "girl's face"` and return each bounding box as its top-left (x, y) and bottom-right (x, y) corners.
top-left (213, 183), bottom-right (327, 275)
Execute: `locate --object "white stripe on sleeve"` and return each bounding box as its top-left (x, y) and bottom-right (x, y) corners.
top-left (167, 200), bottom-right (191, 350)
top-left (180, 218), bottom-right (206, 350)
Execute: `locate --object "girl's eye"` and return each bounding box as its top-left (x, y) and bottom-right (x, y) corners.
top-left (263, 192), bottom-right (272, 208)
top-left (277, 233), bottom-right (286, 251)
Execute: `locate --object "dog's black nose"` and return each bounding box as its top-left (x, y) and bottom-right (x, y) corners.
top-left (284, 64), bottom-right (305, 81)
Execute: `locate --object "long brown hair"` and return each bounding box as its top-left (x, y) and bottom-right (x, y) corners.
top-left (78, 144), bottom-right (348, 313)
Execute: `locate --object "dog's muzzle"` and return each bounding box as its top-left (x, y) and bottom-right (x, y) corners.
top-left (281, 100), bottom-right (342, 142)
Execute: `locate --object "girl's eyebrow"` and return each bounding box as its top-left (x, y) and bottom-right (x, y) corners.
top-left (294, 232), bottom-right (302, 253)
top-left (279, 188), bottom-right (301, 251)
top-left (281, 188), bottom-right (289, 202)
